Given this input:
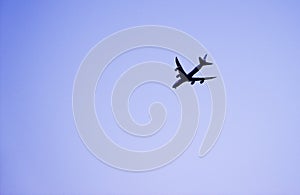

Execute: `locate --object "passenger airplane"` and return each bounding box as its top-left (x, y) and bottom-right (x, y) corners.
top-left (172, 54), bottom-right (216, 89)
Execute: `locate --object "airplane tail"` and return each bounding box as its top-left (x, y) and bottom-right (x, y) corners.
top-left (199, 54), bottom-right (213, 66)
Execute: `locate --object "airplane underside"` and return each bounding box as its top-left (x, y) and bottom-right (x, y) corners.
top-left (172, 55), bottom-right (216, 89)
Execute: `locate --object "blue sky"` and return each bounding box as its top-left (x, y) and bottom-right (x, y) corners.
top-left (1, 0), bottom-right (300, 194)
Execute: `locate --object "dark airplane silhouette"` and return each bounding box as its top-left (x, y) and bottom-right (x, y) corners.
top-left (172, 54), bottom-right (216, 89)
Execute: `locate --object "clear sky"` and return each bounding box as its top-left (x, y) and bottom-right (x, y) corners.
top-left (1, 0), bottom-right (300, 194)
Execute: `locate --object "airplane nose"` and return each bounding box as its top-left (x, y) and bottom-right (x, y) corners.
top-left (172, 83), bottom-right (177, 88)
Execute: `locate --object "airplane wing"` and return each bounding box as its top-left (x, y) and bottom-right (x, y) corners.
top-left (174, 57), bottom-right (188, 78)
top-left (191, 76), bottom-right (217, 81)
top-left (191, 76), bottom-right (216, 84)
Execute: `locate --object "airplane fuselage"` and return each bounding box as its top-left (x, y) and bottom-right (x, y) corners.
top-left (172, 78), bottom-right (188, 89)
top-left (186, 64), bottom-right (203, 78)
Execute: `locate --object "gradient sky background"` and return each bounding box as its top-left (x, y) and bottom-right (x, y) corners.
top-left (1, 0), bottom-right (300, 194)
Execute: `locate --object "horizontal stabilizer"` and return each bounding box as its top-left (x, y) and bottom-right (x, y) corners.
top-left (199, 54), bottom-right (213, 66)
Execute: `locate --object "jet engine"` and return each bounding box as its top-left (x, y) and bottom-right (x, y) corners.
top-left (191, 81), bottom-right (195, 85)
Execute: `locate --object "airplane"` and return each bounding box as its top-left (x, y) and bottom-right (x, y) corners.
top-left (172, 54), bottom-right (216, 89)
